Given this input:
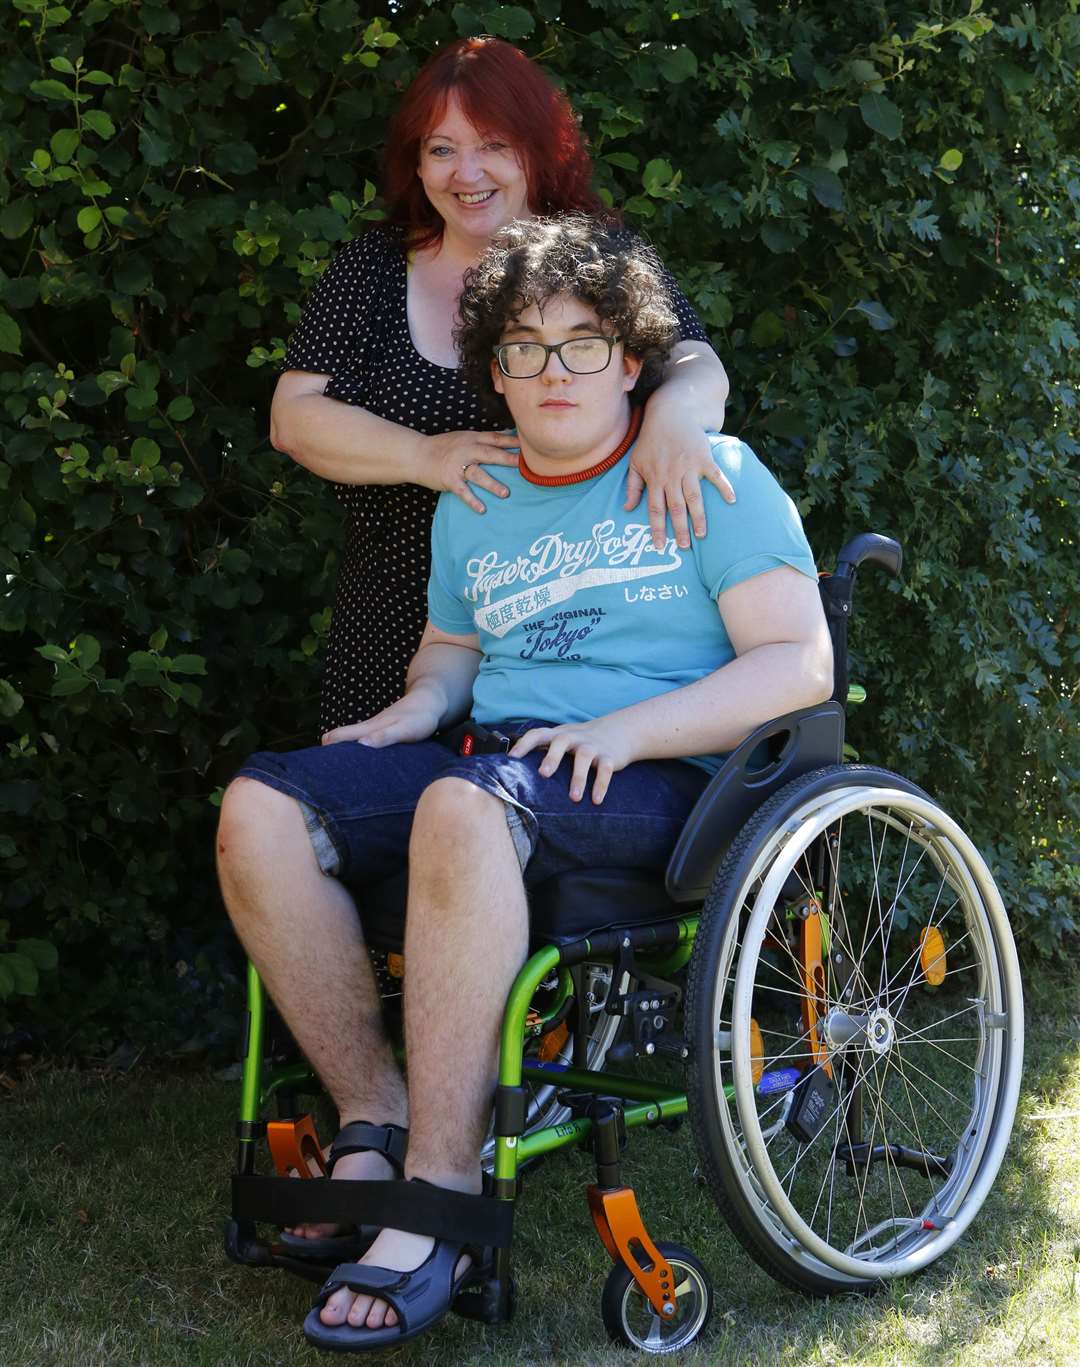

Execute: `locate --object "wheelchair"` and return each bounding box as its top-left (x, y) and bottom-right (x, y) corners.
top-left (225, 532), bottom-right (1024, 1353)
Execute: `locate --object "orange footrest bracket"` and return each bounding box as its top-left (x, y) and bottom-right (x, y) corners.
top-left (266, 1113), bottom-right (326, 1178)
top-left (587, 1185), bottom-right (676, 1318)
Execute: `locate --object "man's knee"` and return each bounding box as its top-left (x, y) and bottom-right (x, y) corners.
top-left (410, 777), bottom-right (507, 856)
top-left (217, 776), bottom-right (301, 870)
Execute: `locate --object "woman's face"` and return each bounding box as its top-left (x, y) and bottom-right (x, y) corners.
top-left (417, 91), bottom-right (530, 246)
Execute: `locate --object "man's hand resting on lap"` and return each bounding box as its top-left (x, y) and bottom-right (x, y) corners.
top-left (509, 716), bottom-right (636, 805)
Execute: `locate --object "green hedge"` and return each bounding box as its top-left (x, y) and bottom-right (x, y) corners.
top-left (2, 1), bottom-right (1077, 1051)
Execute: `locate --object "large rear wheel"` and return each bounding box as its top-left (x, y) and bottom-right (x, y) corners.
top-left (686, 765), bottom-right (1023, 1293)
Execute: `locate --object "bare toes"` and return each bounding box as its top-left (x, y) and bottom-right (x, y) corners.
top-left (347, 1294), bottom-right (373, 1327)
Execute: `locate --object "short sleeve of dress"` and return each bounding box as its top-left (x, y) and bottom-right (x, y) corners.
top-left (656, 259), bottom-right (708, 344)
top-left (283, 231), bottom-right (389, 378)
top-left (691, 435), bottom-right (818, 600)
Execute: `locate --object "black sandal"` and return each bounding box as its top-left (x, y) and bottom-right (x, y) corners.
top-left (279, 1120), bottom-right (408, 1261)
top-left (302, 1236), bottom-right (479, 1351)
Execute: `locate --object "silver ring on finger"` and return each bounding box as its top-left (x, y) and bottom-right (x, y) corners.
top-left (461, 462), bottom-right (472, 478)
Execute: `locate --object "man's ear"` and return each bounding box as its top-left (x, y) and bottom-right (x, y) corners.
top-left (491, 358), bottom-right (505, 397)
top-left (621, 350), bottom-right (644, 392)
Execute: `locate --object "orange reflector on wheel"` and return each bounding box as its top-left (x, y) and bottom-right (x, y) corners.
top-left (919, 926), bottom-right (946, 986)
top-left (750, 1017), bottom-right (764, 1085)
top-left (538, 1021), bottom-right (569, 1062)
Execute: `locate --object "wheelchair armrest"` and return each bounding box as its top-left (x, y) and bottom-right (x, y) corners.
top-left (664, 701), bottom-right (845, 904)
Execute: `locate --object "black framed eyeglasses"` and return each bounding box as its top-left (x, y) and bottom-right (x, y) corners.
top-left (492, 335), bottom-right (622, 379)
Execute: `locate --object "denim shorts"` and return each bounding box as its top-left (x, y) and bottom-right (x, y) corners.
top-left (234, 720), bottom-right (709, 890)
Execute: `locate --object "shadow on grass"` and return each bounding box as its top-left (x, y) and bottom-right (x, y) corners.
top-left (1, 976), bottom-right (1076, 1367)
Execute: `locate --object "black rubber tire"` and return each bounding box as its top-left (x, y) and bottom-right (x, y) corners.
top-left (600, 1241), bottom-right (713, 1353)
top-left (685, 763), bottom-right (930, 1297)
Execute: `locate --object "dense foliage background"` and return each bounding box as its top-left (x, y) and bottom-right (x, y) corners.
top-left (1, 0), bottom-right (1077, 1053)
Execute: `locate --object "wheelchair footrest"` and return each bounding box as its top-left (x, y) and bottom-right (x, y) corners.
top-left (266, 1113), bottom-right (326, 1178)
top-left (587, 1186), bottom-right (678, 1319)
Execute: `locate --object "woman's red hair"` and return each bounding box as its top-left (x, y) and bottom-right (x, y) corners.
top-left (383, 36), bottom-right (600, 250)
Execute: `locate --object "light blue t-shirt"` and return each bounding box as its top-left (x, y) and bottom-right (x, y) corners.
top-left (427, 432), bottom-right (817, 771)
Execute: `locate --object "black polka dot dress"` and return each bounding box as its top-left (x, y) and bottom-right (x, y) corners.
top-left (283, 225), bottom-right (710, 734)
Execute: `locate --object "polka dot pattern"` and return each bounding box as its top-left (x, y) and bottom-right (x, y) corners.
top-left (284, 225), bottom-right (709, 734)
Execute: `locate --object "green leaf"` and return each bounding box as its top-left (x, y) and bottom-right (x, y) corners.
top-left (50, 127), bottom-right (80, 163)
top-left (149, 625), bottom-right (168, 651)
top-left (30, 78), bottom-right (74, 102)
top-left (49, 55), bottom-right (76, 74)
top-left (169, 654), bottom-right (207, 675)
top-left (51, 668), bottom-right (91, 696)
top-left (131, 437), bottom-right (161, 467)
top-left (642, 158), bottom-right (675, 196)
top-left (15, 938), bottom-right (58, 971)
top-left (0, 198), bottom-right (34, 240)
top-left (0, 308), bottom-right (22, 356)
top-left (138, 125), bottom-right (172, 167)
top-left (0, 679), bottom-right (24, 718)
top-left (74, 633), bottom-right (101, 669)
top-left (794, 165), bottom-right (844, 210)
top-left (854, 299), bottom-right (896, 331)
top-left (749, 310), bottom-right (785, 346)
top-left (1, 952), bottom-right (39, 995)
top-left (213, 142), bottom-right (258, 175)
top-left (859, 93), bottom-right (903, 141)
top-left (166, 395), bottom-right (194, 421)
top-left (484, 6), bottom-right (534, 40)
top-left (658, 46), bottom-right (698, 84)
top-left (77, 205), bottom-right (103, 233)
top-left (939, 149), bottom-right (963, 172)
top-left (82, 69), bottom-right (114, 85)
top-left (37, 644), bottom-right (70, 664)
top-left (82, 109), bottom-right (116, 139)
top-left (603, 152), bottom-right (639, 172)
top-left (0, 960), bottom-right (14, 1000)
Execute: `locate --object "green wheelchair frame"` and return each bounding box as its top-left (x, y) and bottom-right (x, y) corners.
top-left (225, 533), bottom-right (1025, 1353)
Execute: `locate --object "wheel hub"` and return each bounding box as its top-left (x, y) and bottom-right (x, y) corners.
top-left (866, 1006), bottom-right (895, 1056)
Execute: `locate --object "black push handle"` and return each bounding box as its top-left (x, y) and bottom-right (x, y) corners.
top-left (834, 532), bottom-right (903, 580)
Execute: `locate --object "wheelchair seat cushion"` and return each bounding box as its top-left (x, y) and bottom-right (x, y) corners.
top-left (357, 866), bottom-right (686, 950)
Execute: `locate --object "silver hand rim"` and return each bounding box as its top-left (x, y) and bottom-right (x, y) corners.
top-left (728, 786), bottom-right (1023, 1280)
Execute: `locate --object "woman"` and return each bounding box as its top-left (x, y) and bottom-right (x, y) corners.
top-left (270, 36), bottom-right (731, 735)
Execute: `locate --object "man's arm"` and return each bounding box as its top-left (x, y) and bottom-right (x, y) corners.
top-left (321, 620), bottom-right (482, 746)
top-left (510, 566), bottom-right (833, 802)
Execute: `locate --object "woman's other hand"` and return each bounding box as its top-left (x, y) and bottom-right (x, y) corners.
top-left (321, 694), bottom-right (441, 748)
top-left (422, 429), bottom-right (521, 514)
top-left (626, 397), bottom-right (736, 551)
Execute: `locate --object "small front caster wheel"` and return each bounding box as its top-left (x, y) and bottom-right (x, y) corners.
top-left (601, 1241), bottom-right (712, 1354)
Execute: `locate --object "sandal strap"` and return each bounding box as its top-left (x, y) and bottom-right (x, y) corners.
top-left (327, 1121), bottom-right (408, 1177)
top-left (314, 1240), bottom-right (465, 1332)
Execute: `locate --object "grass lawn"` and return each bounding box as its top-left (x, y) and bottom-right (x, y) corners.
top-left (2, 973), bottom-right (1077, 1367)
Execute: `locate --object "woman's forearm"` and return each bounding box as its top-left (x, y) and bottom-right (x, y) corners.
top-left (271, 382), bottom-right (428, 486)
top-left (654, 341), bottom-right (730, 429)
top-left (621, 638), bottom-right (833, 764)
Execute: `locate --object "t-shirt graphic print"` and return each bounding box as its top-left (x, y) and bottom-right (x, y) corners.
top-left (427, 432), bottom-right (817, 770)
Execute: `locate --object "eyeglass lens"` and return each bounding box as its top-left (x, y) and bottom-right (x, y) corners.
top-left (498, 337), bottom-right (613, 377)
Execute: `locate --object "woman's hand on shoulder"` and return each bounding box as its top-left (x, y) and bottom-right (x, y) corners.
top-left (627, 401), bottom-right (736, 551)
top-left (421, 430), bottom-right (522, 514)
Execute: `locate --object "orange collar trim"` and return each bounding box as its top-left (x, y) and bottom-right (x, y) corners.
top-left (517, 407), bottom-right (642, 488)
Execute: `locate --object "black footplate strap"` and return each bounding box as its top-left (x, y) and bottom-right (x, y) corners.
top-left (231, 1175), bottom-right (515, 1248)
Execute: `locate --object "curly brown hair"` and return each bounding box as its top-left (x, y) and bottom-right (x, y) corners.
top-left (454, 216), bottom-right (678, 422)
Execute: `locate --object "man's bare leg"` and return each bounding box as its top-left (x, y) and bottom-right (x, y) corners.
top-left (319, 776), bottom-right (529, 1330)
top-left (217, 777), bottom-right (408, 1235)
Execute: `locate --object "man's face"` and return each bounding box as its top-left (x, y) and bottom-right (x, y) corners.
top-left (491, 294), bottom-right (642, 468)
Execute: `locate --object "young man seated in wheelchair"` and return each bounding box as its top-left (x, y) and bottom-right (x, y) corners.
top-left (216, 215), bottom-right (833, 1349)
